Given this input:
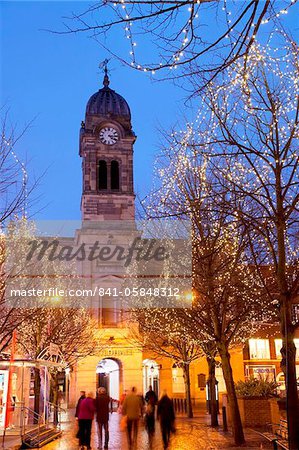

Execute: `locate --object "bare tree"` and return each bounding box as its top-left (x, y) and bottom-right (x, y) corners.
top-left (174, 36), bottom-right (299, 448)
top-left (0, 220), bottom-right (43, 354)
top-left (0, 115), bottom-right (38, 351)
top-left (58, 0), bottom-right (297, 89)
top-left (144, 125), bottom-right (276, 444)
top-left (17, 305), bottom-right (99, 417)
top-left (129, 307), bottom-right (202, 418)
top-left (0, 115), bottom-right (34, 225)
top-left (191, 219), bottom-right (268, 446)
top-left (0, 219), bottom-right (100, 416)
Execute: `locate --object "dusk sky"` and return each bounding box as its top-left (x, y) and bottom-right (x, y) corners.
top-left (1, 1), bottom-right (298, 220)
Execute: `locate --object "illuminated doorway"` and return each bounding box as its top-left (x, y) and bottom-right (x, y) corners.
top-left (143, 359), bottom-right (159, 398)
top-left (96, 359), bottom-right (120, 401)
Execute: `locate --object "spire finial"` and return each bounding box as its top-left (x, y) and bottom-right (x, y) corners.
top-left (99, 58), bottom-right (110, 88)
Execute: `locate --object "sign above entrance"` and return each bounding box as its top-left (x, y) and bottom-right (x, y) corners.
top-left (101, 348), bottom-right (139, 357)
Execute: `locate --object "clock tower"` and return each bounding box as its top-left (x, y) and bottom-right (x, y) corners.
top-left (80, 68), bottom-right (136, 221)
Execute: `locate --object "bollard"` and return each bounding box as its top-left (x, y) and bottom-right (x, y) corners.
top-left (222, 406), bottom-right (228, 432)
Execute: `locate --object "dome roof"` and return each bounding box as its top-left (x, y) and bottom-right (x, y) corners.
top-left (86, 73), bottom-right (131, 119)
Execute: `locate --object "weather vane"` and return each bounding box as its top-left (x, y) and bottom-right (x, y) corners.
top-left (99, 58), bottom-right (110, 75)
top-left (99, 58), bottom-right (110, 87)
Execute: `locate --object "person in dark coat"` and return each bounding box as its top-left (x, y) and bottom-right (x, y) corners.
top-left (75, 391), bottom-right (86, 418)
top-left (145, 386), bottom-right (158, 406)
top-left (75, 391), bottom-right (86, 439)
top-left (94, 387), bottom-right (111, 449)
top-left (157, 391), bottom-right (175, 449)
top-left (144, 385), bottom-right (158, 437)
top-left (77, 392), bottom-right (95, 450)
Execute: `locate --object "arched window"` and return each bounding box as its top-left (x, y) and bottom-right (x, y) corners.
top-left (98, 160), bottom-right (107, 190)
top-left (111, 160), bottom-right (120, 190)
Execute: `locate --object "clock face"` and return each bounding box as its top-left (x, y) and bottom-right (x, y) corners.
top-left (99, 127), bottom-right (119, 145)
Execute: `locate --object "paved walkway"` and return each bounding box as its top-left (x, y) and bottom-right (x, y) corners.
top-left (41, 411), bottom-right (272, 450)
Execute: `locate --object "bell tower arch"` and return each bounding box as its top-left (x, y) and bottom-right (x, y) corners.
top-left (80, 67), bottom-right (136, 221)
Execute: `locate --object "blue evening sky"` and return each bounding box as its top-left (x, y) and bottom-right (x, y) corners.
top-left (1, 1), bottom-right (298, 220)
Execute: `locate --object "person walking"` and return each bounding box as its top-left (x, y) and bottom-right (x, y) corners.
top-left (94, 387), bottom-right (111, 449)
top-left (122, 387), bottom-right (143, 449)
top-left (157, 391), bottom-right (175, 449)
top-left (145, 386), bottom-right (158, 407)
top-left (144, 385), bottom-right (158, 444)
top-left (77, 391), bottom-right (95, 450)
top-left (75, 391), bottom-right (86, 419)
top-left (75, 391), bottom-right (86, 439)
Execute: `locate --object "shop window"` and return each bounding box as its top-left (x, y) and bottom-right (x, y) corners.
top-left (249, 339), bottom-right (270, 359)
top-left (245, 364), bottom-right (276, 381)
top-left (276, 372), bottom-right (286, 393)
top-left (172, 364), bottom-right (185, 394)
top-left (0, 371), bottom-right (8, 427)
top-left (275, 339), bottom-right (282, 359)
top-left (275, 338), bottom-right (299, 360)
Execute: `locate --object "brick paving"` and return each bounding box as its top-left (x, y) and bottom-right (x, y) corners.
top-left (41, 411), bottom-right (272, 450)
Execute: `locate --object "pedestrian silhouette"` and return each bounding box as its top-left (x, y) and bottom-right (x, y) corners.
top-left (75, 391), bottom-right (86, 439)
top-left (157, 391), bottom-right (176, 449)
top-left (122, 387), bottom-right (143, 449)
top-left (95, 387), bottom-right (111, 449)
top-left (145, 385), bottom-right (158, 446)
top-left (77, 391), bottom-right (95, 450)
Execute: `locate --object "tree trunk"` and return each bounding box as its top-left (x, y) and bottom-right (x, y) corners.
top-left (280, 302), bottom-right (299, 450)
top-left (275, 165), bottom-right (299, 449)
top-left (218, 342), bottom-right (245, 446)
top-left (182, 364), bottom-right (193, 418)
top-left (207, 356), bottom-right (218, 427)
top-left (33, 367), bottom-right (41, 423)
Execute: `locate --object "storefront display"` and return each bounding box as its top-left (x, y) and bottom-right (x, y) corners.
top-left (0, 370), bottom-right (9, 428)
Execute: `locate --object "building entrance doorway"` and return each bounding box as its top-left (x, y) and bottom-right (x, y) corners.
top-left (143, 359), bottom-right (160, 398)
top-left (96, 359), bottom-right (120, 401)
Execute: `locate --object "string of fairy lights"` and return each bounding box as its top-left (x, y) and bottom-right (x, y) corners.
top-left (145, 34), bottom-right (299, 274)
top-left (108, 0), bottom-right (298, 73)
top-left (1, 134), bottom-right (28, 219)
top-left (134, 40), bottom-right (299, 346)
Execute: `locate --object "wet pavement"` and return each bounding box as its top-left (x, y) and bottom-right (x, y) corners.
top-left (42, 410), bottom-right (272, 450)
